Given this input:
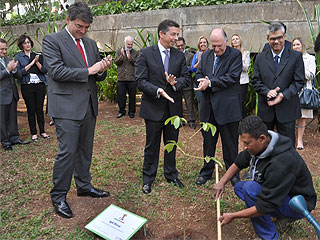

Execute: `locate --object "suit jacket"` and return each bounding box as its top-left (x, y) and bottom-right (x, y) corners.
top-left (115, 47), bottom-right (139, 81)
top-left (195, 46), bottom-right (243, 125)
top-left (0, 57), bottom-right (21, 105)
top-left (135, 44), bottom-right (190, 121)
top-left (42, 28), bottom-right (107, 120)
top-left (183, 50), bottom-right (194, 90)
top-left (251, 47), bottom-right (305, 123)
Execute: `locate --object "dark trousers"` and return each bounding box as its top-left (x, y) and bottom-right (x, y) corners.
top-left (200, 108), bottom-right (239, 179)
top-left (240, 83), bottom-right (248, 118)
top-left (143, 118), bottom-right (179, 184)
top-left (264, 119), bottom-right (295, 147)
top-left (50, 101), bottom-right (96, 203)
top-left (117, 81), bottom-right (137, 115)
top-left (0, 100), bottom-right (19, 147)
top-left (182, 89), bottom-right (196, 122)
top-left (21, 83), bottom-right (46, 135)
top-left (235, 181), bottom-right (303, 239)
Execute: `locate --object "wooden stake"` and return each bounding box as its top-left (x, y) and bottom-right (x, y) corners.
top-left (215, 164), bottom-right (222, 240)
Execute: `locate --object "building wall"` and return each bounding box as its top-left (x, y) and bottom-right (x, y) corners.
top-left (2, 0), bottom-right (318, 53)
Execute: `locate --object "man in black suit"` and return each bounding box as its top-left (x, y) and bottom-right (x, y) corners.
top-left (0, 38), bottom-right (28, 151)
top-left (251, 22), bottom-right (305, 147)
top-left (42, 3), bottom-right (112, 218)
top-left (135, 19), bottom-right (190, 194)
top-left (194, 28), bottom-right (243, 186)
top-left (176, 37), bottom-right (196, 129)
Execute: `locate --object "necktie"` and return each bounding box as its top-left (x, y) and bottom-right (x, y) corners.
top-left (274, 55), bottom-right (279, 70)
top-left (163, 50), bottom-right (170, 73)
top-left (213, 56), bottom-right (220, 73)
top-left (76, 39), bottom-right (88, 67)
top-left (0, 58), bottom-right (6, 68)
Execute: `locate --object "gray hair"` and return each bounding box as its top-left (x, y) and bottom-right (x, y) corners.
top-left (124, 36), bottom-right (133, 44)
top-left (210, 28), bottom-right (228, 42)
top-left (267, 22), bottom-right (285, 36)
top-left (67, 2), bottom-right (93, 24)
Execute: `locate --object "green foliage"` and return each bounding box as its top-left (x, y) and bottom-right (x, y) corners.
top-left (134, 28), bottom-right (158, 49)
top-left (96, 48), bottom-right (118, 101)
top-left (2, 0), bottom-right (275, 27)
top-left (164, 115), bottom-right (222, 166)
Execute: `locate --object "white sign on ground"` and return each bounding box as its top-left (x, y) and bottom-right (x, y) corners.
top-left (85, 204), bottom-right (147, 240)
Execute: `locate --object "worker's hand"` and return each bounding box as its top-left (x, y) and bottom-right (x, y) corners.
top-left (219, 213), bottom-right (235, 226)
top-left (213, 181), bottom-right (225, 201)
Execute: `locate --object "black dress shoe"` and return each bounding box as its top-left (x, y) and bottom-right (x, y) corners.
top-left (3, 145), bottom-right (13, 151)
top-left (142, 184), bottom-right (152, 194)
top-left (230, 176), bottom-right (240, 186)
top-left (167, 178), bottom-right (184, 188)
top-left (53, 201), bottom-right (73, 218)
top-left (77, 187), bottom-right (110, 198)
top-left (196, 176), bottom-right (207, 186)
top-left (12, 139), bottom-right (30, 145)
top-left (129, 113), bottom-right (135, 118)
top-left (117, 113), bottom-right (125, 118)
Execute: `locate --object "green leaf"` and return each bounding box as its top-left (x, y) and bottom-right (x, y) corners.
top-left (176, 141), bottom-right (183, 149)
top-left (164, 143), bottom-right (175, 153)
top-left (204, 156), bottom-right (211, 163)
top-left (202, 123), bottom-right (208, 131)
top-left (173, 117), bottom-right (180, 129)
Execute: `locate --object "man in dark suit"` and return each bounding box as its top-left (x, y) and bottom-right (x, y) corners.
top-left (42, 3), bottom-right (112, 218)
top-left (0, 38), bottom-right (28, 151)
top-left (251, 22), bottom-right (305, 147)
top-left (194, 28), bottom-right (242, 186)
top-left (176, 37), bottom-right (196, 129)
top-left (135, 19), bottom-right (190, 194)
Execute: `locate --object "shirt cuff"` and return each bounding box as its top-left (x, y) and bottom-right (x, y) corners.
top-left (172, 85), bottom-right (176, 91)
top-left (208, 79), bottom-right (211, 87)
top-left (156, 88), bottom-right (160, 98)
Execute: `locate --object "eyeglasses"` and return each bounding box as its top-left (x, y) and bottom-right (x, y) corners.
top-left (269, 35), bottom-right (284, 42)
top-left (176, 44), bottom-right (184, 48)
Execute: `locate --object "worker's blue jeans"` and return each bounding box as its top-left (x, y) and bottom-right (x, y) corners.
top-left (234, 181), bottom-right (303, 240)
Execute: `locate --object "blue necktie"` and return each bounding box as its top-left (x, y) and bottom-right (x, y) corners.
top-left (274, 55), bottom-right (279, 70)
top-left (213, 56), bottom-right (220, 74)
top-left (163, 50), bottom-right (170, 73)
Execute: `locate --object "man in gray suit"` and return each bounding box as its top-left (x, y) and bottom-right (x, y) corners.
top-left (42, 3), bottom-right (112, 218)
top-left (0, 38), bottom-right (28, 151)
top-left (251, 22), bottom-right (304, 147)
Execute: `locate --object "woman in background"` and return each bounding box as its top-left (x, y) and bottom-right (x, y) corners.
top-left (189, 36), bottom-right (209, 112)
top-left (231, 33), bottom-right (251, 118)
top-left (15, 35), bottom-right (50, 141)
top-left (292, 37), bottom-right (316, 150)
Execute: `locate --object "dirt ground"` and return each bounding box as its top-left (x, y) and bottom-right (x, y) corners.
top-left (14, 97), bottom-right (320, 239)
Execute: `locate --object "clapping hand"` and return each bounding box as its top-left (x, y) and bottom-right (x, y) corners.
top-left (194, 76), bottom-right (210, 91)
top-left (165, 72), bottom-right (177, 86)
top-left (158, 88), bottom-right (174, 103)
top-left (6, 60), bottom-right (18, 72)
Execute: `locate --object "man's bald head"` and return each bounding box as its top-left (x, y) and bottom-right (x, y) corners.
top-left (210, 28), bottom-right (228, 56)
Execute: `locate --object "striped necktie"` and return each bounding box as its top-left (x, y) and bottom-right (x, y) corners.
top-left (0, 58), bottom-right (6, 68)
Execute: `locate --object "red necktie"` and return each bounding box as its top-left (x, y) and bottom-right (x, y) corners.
top-left (76, 39), bottom-right (88, 67)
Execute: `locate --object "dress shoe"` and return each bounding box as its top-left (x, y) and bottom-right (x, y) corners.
top-left (142, 184), bottom-right (152, 194)
top-left (188, 122), bottom-right (196, 129)
top-left (196, 176), bottom-right (208, 186)
top-left (129, 113), bottom-right (135, 118)
top-left (117, 113), bottom-right (125, 118)
top-left (3, 145), bottom-right (13, 151)
top-left (52, 201), bottom-right (73, 218)
top-left (12, 139), bottom-right (30, 145)
top-left (77, 187), bottom-right (110, 198)
top-left (167, 178), bottom-right (184, 188)
top-left (230, 175), bottom-right (240, 186)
